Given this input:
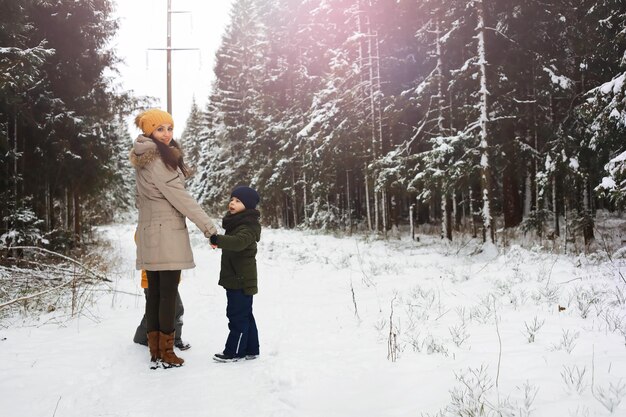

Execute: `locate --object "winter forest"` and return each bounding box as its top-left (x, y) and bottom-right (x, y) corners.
top-left (2, 1), bottom-right (626, 416)
top-left (1, 0), bottom-right (626, 246)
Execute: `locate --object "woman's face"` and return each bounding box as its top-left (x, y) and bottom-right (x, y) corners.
top-left (151, 124), bottom-right (174, 145)
top-left (228, 197), bottom-right (246, 214)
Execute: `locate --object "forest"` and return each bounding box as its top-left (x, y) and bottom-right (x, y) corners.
top-left (184, 0), bottom-right (626, 245)
top-left (2, 0), bottom-right (626, 251)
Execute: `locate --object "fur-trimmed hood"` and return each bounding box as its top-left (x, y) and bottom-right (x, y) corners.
top-left (129, 135), bottom-right (181, 169)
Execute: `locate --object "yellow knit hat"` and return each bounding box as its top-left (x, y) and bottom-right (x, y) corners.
top-left (134, 109), bottom-right (174, 136)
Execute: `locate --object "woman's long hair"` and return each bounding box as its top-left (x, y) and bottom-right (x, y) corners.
top-left (152, 138), bottom-right (190, 177)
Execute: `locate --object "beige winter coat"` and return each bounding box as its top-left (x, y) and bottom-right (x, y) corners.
top-left (130, 135), bottom-right (217, 271)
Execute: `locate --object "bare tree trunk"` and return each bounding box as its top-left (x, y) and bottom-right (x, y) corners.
top-left (469, 185), bottom-right (477, 238)
top-left (374, 189), bottom-right (380, 233)
top-left (291, 169), bottom-right (298, 228)
top-left (430, 191), bottom-right (437, 227)
top-left (524, 171), bottom-right (532, 217)
top-left (552, 175), bottom-right (559, 237)
top-left (441, 189), bottom-right (448, 241)
top-left (452, 190), bottom-right (458, 231)
top-left (276, 203), bottom-right (284, 228)
top-left (533, 68), bottom-right (542, 239)
top-left (390, 193), bottom-right (399, 233)
top-left (373, 29), bottom-right (384, 154)
top-left (582, 177), bottom-right (594, 244)
top-left (435, 18), bottom-right (445, 134)
top-left (410, 203), bottom-right (415, 240)
top-left (73, 190), bottom-right (81, 243)
top-left (476, 0), bottom-right (493, 245)
top-left (326, 194), bottom-right (332, 228)
top-left (445, 194), bottom-right (452, 241)
top-left (13, 115), bottom-right (19, 205)
top-left (302, 169), bottom-right (309, 225)
top-left (364, 165), bottom-right (372, 232)
top-left (65, 188), bottom-right (72, 231)
top-left (365, 10), bottom-right (383, 234)
top-left (346, 170), bottom-right (352, 233)
top-left (461, 190), bottom-right (467, 229)
top-left (284, 195), bottom-right (290, 228)
top-left (45, 178), bottom-right (52, 231)
top-left (382, 187), bottom-right (388, 238)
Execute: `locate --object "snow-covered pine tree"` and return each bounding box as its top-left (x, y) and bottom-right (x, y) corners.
top-left (0, 0), bottom-right (54, 236)
top-left (578, 10), bottom-right (626, 208)
top-left (189, 99), bottom-right (223, 210)
top-left (197, 0), bottom-right (269, 212)
top-left (540, 0), bottom-right (626, 243)
top-left (294, 0), bottom-right (377, 230)
top-left (194, 0), bottom-right (625, 237)
top-left (179, 97), bottom-right (204, 172)
top-left (1, 0), bottom-right (125, 247)
top-left (247, 0), bottom-right (316, 227)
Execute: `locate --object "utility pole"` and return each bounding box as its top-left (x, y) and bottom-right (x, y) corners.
top-left (147, 0), bottom-right (199, 116)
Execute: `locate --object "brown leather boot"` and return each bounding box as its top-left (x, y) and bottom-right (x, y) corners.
top-left (147, 331), bottom-right (161, 369)
top-left (159, 331), bottom-right (184, 368)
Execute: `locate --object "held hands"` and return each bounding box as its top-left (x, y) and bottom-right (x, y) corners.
top-left (209, 234), bottom-right (218, 249)
top-left (204, 221), bottom-right (218, 237)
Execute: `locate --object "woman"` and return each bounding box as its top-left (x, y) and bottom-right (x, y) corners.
top-left (130, 108), bottom-right (217, 369)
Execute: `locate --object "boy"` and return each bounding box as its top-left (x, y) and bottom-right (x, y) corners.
top-left (210, 186), bottom-right (261, 362)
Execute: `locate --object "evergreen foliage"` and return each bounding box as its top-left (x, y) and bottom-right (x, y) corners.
top-left (0, 0), bottom-right (134, 249)
top-left (189, 0), bottom-right (625, 240)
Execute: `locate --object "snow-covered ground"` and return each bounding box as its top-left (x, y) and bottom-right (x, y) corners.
top-left (2, 224), bottom-right (626, 417)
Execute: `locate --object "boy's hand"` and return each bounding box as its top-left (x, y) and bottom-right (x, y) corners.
top-left (209, 234), bottom-right (218, 249)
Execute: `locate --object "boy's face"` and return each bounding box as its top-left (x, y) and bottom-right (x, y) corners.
top-left (228, 197), bottom-right (246, 214)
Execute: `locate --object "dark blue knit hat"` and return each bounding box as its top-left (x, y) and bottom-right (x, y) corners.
top-left (231, 186), bottom-right (260, 209)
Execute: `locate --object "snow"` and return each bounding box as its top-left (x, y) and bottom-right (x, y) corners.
top-left (543, 66), bottom-right (574, 90)
top-left (2, 224), bottom-right (626, 417)
top-left (610, 150), bottom-right (626, 165)
top-left (599, 73), bottom-right (625, 95)
top-left (610, 108), bottom-right (621, 120)
top-left (599, 176), bottom-right (617, 190)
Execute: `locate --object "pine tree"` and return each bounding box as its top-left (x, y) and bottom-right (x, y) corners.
top-left (1, 0), bottom-right (131, 248)
top-left (180, 97), bottom-right (204, 171)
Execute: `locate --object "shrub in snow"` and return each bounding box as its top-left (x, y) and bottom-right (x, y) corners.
top-left (445, 367), bottom-right (538, 417)
top-left (425, 335), bottom-right (450, 357)
top-left (561, 364), bottom-right (588, 395)
top-left (518, 381), bottom-right (539, 417)
top-left (0, 203), bottom-right (45, 248)
top-left (521, 209), bottom-right (551, 237)
top-left (574, 287), bottom-right (603, 319)
top-left (551, 329), bottom-right (580, 354)
top-left (533, 284), bottom-right (561, 305)
top-left (593, 380), bottom-right (626, 413)
top-left (602, 310), bottom-right (625, 335)
top-left (449, 323), bottom-right (470, 348)
top-left (447, 366), bottom-right (494, 417)
top-left (509, 289), bottom-right (529, 309)
top-left (523, 316), bottom-right (545, 343)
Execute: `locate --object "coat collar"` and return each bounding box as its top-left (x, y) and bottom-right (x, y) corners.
top-left (129, 135), bottom-right (181, 169)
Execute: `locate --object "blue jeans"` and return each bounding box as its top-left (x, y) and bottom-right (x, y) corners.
top-left (224, 289), bottom-right (259, 357)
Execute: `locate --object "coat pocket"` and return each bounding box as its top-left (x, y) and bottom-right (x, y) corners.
top-left (142, 225), bottom-right (160, 248)
top-left (170, 217), bottom-right (187, 230)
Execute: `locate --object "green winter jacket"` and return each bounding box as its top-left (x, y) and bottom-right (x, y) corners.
top-left (215, 210), bottom-right (262, 295)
